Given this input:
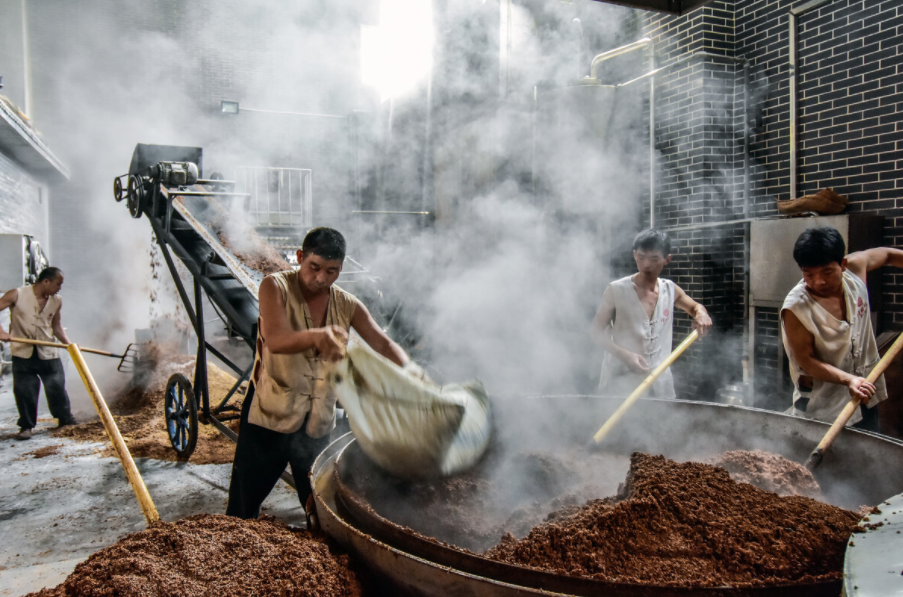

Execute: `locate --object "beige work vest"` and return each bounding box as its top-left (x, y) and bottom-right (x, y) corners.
top-left (10, 285), bottom-right (62, 360)
top-left (781, 270), bottom-right (886, 426)
top-left (248, 271), bottom-right (357, 436)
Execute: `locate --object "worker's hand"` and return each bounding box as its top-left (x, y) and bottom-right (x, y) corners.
top-left (619, 350), bottom-right (650, 375)
top-left (847, 376), bottom-right (876, 403)
top-left (693, 308), bottom-right (713, 338)
top-left (316, 326), bottom-right (348, 362)
top-left (0, 329), bottom-right (9, 343)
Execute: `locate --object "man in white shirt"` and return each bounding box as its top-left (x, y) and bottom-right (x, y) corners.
top-left (591, 229), bottom-right (712, 398)
top-left (781, 227), bottom-right (903, 430)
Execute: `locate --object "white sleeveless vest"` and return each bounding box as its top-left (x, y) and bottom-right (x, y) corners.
top-left (249, 271), bottom-right (358, 437)
top-left (781, 270), bottom-right (886, 425)
top-left (599, 276), bottom-right (676, 399)
top-left (9, 285), bottom-right (61, 360)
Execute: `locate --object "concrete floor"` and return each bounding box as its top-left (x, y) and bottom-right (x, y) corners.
top-left (0, 375), bottom-right (306, 596)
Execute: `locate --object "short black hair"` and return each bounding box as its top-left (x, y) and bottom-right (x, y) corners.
top-left (793, 227), bottom-right (846, 268)
top-left (301, 227), bottom-right (346, 261)
top-left (36, 267), bottom-right (63, 283)
top-left (633, 229), bottom-right (671, 256)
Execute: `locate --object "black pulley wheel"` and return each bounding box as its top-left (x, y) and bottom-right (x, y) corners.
top-left (113, 177), bottom-right (125, 202)
top-left (127, 174), bottom-right (144, 218)
top-left (164, 373), bottom-right (198, 458)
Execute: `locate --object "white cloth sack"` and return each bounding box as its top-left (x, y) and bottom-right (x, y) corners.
top-left (331, 341), bottom-right (491, 479)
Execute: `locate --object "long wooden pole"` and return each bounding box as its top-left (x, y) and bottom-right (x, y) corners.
top-left (592, 330), bottom-right (699, 444)
top-left (64, 344), bottom-right (160, 523)
top-left (8, 337), bottom-right (123, 357)
top-left (804, 331), bottom-right (903, 471)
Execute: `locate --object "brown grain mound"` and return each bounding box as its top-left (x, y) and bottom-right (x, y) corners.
top-left (54, 353), bottom-right (242, 465)
top-left (484, 452), bottom-right (859, 587)
top-left (712, 449), bottom-right (821, 498)
top-left (27, 514), bottom-right (362, 597)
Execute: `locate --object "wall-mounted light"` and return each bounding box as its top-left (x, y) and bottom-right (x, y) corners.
top-left (221, 100), bottom-right (240, 114)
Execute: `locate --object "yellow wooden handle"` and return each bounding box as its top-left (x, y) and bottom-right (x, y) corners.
top-left (67, 344), bottom-right (160, 524)
top-left (812, 331), bottom-right (903, 455)
top-left (592, 329), bottom-right (699, 444)
top-left (8, 337), bottom-right (117, 357)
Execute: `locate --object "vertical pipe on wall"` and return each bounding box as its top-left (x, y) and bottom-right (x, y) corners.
top-left (648, 43), bottom-right (656, 229)
top-left (788, 11), bottom-right (799, 201)
top-left (21, 0), bottom-right (33, 118)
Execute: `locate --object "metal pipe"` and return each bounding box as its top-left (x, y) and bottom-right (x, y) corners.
top-left (789, 0), bottom-right (832, 200)
top-left (648, 43), bottom-right (655, 228)
top-left (352, 210), bottom-right (430, 215)
top-left (588, 37), bottom-right (652, 80)
top-left (573, 18), bottom-right (584, 80)
top-left (21, 0), bottom-right (33, 118)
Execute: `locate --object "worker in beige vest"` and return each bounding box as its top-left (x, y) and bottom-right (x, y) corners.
top-left (227, 227), bottom-right (417, 519)
top-left (0, 267), bottom-right (77, 440)
top-left (782, 227), bottom-right (903, 431)
top-left (591, 229), bottom-right (712, 399)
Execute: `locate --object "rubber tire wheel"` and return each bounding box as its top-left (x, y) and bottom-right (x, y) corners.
top-left (164, 373), bottom-right (198, 459)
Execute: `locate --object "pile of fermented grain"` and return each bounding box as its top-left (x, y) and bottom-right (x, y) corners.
top-left (712, 449), bottom-right (822, 498)
top-left (54, 351), bottom-right (242, 464)
top-left (27, 514), bottom-right (362, 597)
top-left (485, 452), bottom-right (859, 587)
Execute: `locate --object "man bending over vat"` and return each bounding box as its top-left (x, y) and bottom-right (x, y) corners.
top-left (590, 229), bottom-right (712, 399)
top-left (781, 227), bottom-right (903, 431)
top-left (227, 227), bottom-right (415, 519)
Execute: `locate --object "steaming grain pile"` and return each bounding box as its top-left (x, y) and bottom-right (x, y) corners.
top-left (711, 449), bottom-right (821, 498)
top-left (215, 229), bottom-right (292, 275)
top-left (484, 453), bottom-right (859, 587)
top-left (54, 351), bottom-right (243, 464)
top-left (27, 514), bottom-right (363, 597)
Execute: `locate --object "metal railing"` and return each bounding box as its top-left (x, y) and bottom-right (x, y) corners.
top-left (233, 167), bottom-right (312, 228)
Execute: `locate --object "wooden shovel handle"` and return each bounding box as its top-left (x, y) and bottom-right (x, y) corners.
top-left (805, 331), bottom-right (903, 470)
top-left (7, 337), bottom-right (120, 357)
top-left (592, 330), bottom-right (699, 444)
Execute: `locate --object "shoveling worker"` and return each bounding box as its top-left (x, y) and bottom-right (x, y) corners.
top-left (0, 267), bottom-right (77, 440)
top-left (226, 227), bottom-right (418, 519)
top-left (781, 227), bottom-right (903, 431)
top-left (590, 229), bottom-right (712, 399)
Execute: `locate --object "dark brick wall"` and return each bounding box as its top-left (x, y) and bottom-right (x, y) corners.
top-left (644, 0), bottom-right (903, 402)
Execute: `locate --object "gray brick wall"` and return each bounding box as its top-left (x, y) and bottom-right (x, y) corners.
top-left (0, 149), bottom-right (48, 250)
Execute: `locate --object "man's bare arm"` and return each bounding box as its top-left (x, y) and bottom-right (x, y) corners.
top-left (846, 247), bottom-right (903, 283)
top-left (258, 277), bottom-right (345, 359)
top-left (782, 309), bottom-right (875, 402)
top-left (674, 285), bottom-right (713, 337)
top-left (350, 301), bottom-right (408, 367)
top-left (51, 308), bottom-right (70, 345)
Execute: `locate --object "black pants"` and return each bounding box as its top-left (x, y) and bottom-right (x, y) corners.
top-left (853, 403), bottom-right (880, 433)
top-left (226, 384), bottom-right (331, 519)
top-left (12, 351), bottom-right (74, 430)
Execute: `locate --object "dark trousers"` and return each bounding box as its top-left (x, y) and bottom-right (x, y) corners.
top-left (853, 403), bottom-right (880, 432)
top-left (12, 351), bottom-right (74, 430)
top-left (226, 384), bottom-right (331, 519)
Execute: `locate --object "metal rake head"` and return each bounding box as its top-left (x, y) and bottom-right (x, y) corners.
top-left (116, 343), bottom-right (140, 372)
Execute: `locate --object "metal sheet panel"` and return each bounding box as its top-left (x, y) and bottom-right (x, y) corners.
top-left (750, 215), bottom-right (850, 308)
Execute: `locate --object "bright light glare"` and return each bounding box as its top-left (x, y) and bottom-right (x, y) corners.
top-left (361, 0), bottom-right (433, 102)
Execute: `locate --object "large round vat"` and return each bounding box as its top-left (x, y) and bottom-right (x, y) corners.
top-left (312, 396), bottom-right (903, 596)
